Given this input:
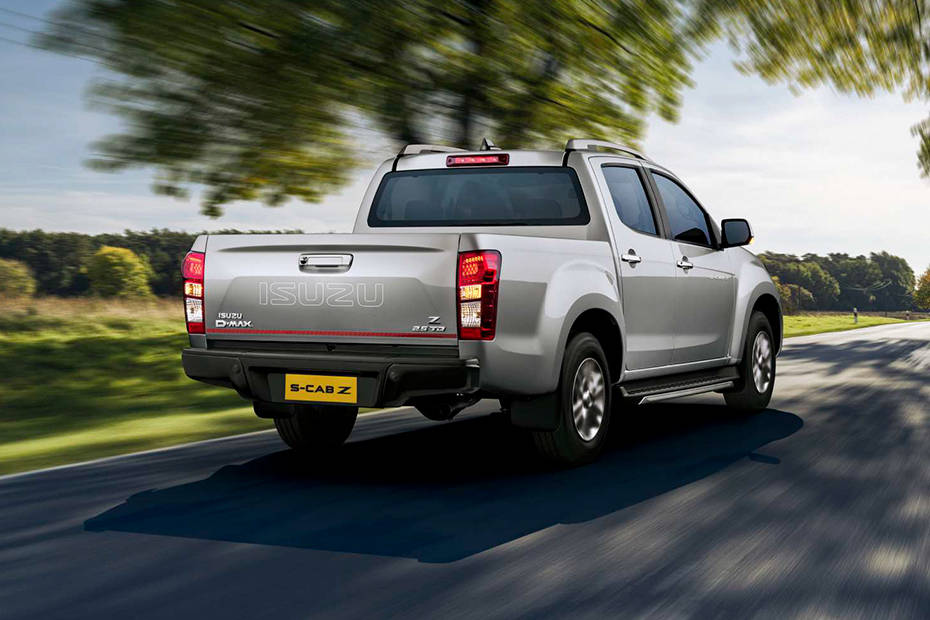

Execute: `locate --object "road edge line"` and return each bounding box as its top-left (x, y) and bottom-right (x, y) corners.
top-left (0, 407), bottom-right (409, 482)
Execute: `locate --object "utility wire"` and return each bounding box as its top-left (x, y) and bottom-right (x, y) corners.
top-left (0, 6), bottom-right (110, 42)
top-left (0, 33), bottom-right (39, 50)
top-left (0, 20), bottom-right (35, 35)
top-left (0, 22), bottom-right (109, 58)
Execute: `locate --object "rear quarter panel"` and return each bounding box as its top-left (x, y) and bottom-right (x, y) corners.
top-left (458, 233), bottom-right (620, 395)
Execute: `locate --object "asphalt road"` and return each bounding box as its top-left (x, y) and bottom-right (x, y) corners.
top-left (2, 322), bottom-right (929, 619)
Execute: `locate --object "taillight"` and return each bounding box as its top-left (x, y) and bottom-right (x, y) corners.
top-left (446, 154), bottom-right (509, 167)
top-left (182, 251), bottom-right (205, 334)
top-left (457, 250), bottom-right (501, 340)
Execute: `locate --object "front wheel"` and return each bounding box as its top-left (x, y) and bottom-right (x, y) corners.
top-left (724, 311), bottom-right (776, 413)
top-left (273, 404), bottom-right (358, 452)
top-left (531, 332), bottom-right (612, 466)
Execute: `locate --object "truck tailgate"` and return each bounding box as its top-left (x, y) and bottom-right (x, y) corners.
top-left (204, 234), bottom-right (460, 346)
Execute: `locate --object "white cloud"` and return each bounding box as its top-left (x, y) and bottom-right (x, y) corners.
top-left (645, 45), bottom-right (930, 273)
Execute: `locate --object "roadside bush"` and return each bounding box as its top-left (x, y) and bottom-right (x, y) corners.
top-left (86, 246), bottom-right (154, 298)
top-left (0, 258), bottom-right (36, 298)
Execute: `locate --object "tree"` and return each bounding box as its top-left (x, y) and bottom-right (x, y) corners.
top-left (917, 266), bottom-right (930, 310)
top-left (705, 0), bottom-right (930, 176)
top-left (760, 251), bottom-right (914, 311)
top-left (0, 259), bottom-right (37, 298)
top-left (759, 253), bottom-right (839, 309)
top-left (0, 229), bottom-right (95, 296)
top-left (86, 246), bottom-right (154, 298)
top-left (771, 276), bottom-right (812, 315)
top-left (39, 0), bottom-right (707, 215)
top-left (869, 251), bottom-right (916, 310)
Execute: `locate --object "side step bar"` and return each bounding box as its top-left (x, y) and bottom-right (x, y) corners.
top-left (619, 366), bottom-right (740, 405)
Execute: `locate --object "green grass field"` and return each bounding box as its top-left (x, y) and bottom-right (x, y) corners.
top-left (782, 314), bottom-right (918, 338)
top-left (0, 299), bottom-right (924, 475)
top-left (0, 299), bottom-right (274, 475)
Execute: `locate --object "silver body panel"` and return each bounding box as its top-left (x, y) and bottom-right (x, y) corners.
top-left (193, 148), bottom-right (780, 396)
top-left (203, 234), bottom-right (460, 346)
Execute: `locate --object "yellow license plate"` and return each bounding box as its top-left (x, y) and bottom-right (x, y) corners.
top-left (284, 374), bottom-right (358, 404)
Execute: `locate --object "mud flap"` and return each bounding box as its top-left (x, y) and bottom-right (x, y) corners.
top-left (510, 392), bottom-right (561, 431)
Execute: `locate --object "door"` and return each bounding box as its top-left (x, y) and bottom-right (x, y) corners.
top-left (594, 161), bottom-right (678, 370)
top-left (649, 171), bottom-right (736, 364)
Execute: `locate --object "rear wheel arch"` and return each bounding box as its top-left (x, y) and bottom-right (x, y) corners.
top-left (566, 308), bottom-right (623, 382)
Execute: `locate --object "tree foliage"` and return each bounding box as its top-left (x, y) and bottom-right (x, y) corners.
top-left (759, 253), bottom-right (839, 310)
top-left (0, 229), bottom-right (301, 297)
top-left (86, 246), bottom-right (154, 298)
top-left (916, 266), bottom-right (930, 310)
top-left (760, 251), bottom-right (917, 311)
top-left (38, 0), bottom-right (707, 215)
top-left (0, 259), bottom-right (37, 298)
top-left (705, 0), bottom-right (930, 175)
top-left (771, 275), bottom-right (813, 314)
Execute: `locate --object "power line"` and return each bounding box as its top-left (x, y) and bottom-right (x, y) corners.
top-left (0, 34), bottom-right (38, 50)
top-left (0, 27), bottom-right (107, 59)
top-left (0, 20), bottom-right (39, 36)
top-left (0, 6), bottom-right (110, 42)
top-left (0, 7), bottom-right (50, 23)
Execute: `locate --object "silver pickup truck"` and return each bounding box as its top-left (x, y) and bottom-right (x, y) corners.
top-left (181, 139), bottom-right (781, 465)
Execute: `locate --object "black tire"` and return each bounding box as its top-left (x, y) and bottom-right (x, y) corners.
top-left (273, 404), bottom-right (358, 452)
top-left (531, 332), bottom-right (612, 466)
top-left (725, 311), bottom-right (776, 413)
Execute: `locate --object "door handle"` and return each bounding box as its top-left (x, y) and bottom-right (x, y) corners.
top-left (620, 251), bottom-right (642, 264)
top-left (677, 258), bottom-right (694, 271)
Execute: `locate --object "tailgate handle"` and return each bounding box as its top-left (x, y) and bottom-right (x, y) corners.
top-left (298, 253), bottom-right (353, 271)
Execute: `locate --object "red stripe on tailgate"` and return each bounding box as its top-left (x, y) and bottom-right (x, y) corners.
top-left (206, 328), bottom-right (456, 338)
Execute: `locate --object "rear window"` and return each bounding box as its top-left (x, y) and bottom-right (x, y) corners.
top-left (368, 167), bottom-right (589, 227)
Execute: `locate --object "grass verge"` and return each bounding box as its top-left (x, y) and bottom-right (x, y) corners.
top-left (0, 299), bottom-right (275, 475)
top-left (0, 299), bottom-right (923, 476)
top-left (783, 314), bottom-right (923, 338)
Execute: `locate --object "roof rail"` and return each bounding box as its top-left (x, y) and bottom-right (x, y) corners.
top-left (564, 139), bottom-right (650, 162)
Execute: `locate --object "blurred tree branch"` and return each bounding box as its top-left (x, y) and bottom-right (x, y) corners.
top-left (39, 0), bottom-right (930, 215)
top-left (36, 0), bottom-right (704, 215)
top-left (702, 0), bottom-right (930, 177)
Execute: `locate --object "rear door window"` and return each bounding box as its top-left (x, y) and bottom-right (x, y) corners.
top-left (602, 166), bottom-right (658, 236)
top-left (368, 167), bottom-right (589, 227)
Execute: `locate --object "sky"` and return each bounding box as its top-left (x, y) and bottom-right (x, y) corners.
top-left (1, 1), bottom-right (929, 274)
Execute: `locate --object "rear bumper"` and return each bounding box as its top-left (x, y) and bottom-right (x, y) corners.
top-left (181, 347), bottom-right (479, 408)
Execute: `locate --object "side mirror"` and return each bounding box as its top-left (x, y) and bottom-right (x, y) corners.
top-left (720, 218), bottom-right (753, 248)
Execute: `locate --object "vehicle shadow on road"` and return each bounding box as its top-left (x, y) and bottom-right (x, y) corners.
top-left (85, 404), bottom-right (802, 563)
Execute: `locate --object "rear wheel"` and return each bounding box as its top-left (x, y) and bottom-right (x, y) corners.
top-left (531, 332), bottom-right (611, 466)
top-left (272, 404), bottom-right (358, 451)
top-left (724, 311), bottom-right (776, 413)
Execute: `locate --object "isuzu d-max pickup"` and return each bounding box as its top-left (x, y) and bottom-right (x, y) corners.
top-left (181, 139), bottom-right (781, 465)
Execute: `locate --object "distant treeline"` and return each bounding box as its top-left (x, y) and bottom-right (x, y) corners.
top-left (759, 252), bottom-right (916, 312)
top-left (0, 229), bottom-right (300, 298)
top-left (0, 230), bottom-right (919, 310)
